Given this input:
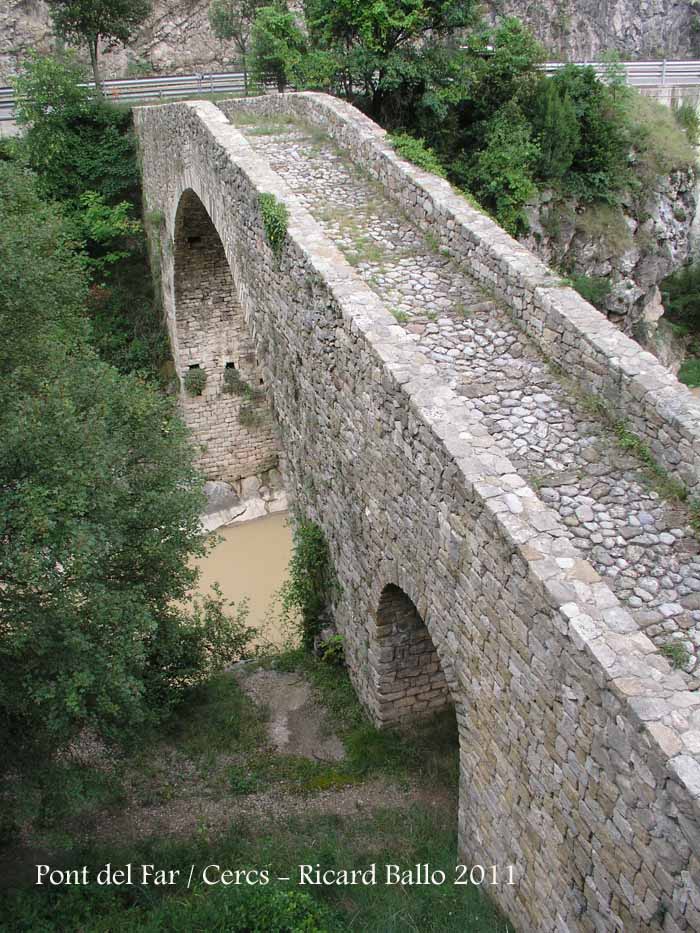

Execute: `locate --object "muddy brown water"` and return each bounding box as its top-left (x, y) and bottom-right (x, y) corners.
top-left (192, 511), bottom-right (293, 645)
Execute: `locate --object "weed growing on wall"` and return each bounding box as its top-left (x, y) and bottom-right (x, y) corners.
top-left (279, 517), bottom-right (338, 649)
top-left (259, 192), bottom-right (289, 260)
top-left (184, 367), bottom-right (207, 396)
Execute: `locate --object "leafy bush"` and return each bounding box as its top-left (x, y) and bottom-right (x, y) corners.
top-left (467, 102), bottom-right (539, 235)
top-left (679, 357), bottom-right (700, 388)
top-left (12, 54), bottom-right (169, 382)
top-left (389, 132), bottom-right (447, 177)
top-left (250, 3), bottom-right (307, 93)
top-left (530, 78), bottom-right (580, 181)
top-left (13, 54), bottom-right (138, 207)
top-left (259, 191), bottom-right (289, 259)
top-left (661, 262), bottom-right (700, 331)
top-left (184, 367), bottom-right (208, 396)
top-left (223, 365), bottom-right (258, 399)
top-left (279, 517), bottom-right (338, 649)
top-left (549, 64), bottom-right (631, 203)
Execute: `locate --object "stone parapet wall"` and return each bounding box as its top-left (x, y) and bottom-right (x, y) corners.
top-left (220, 93), bottom-right (700, 494)
top-left (135, 98), bottom-right (700, 932)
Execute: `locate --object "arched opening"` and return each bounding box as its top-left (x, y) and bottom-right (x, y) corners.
top-left (372, 584), bottom-right (452, 726)
top-left (172, 189), bottom-right (279, 485)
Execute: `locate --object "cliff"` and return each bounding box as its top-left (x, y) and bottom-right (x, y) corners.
top-left (3, 0), bottom-right (700, 82)
top-left (482, 0), bottom-right (700, 60)
top-left (0, 0), bottom-right (240, 81)
top-left (522, 167), bottom-right (699, 369)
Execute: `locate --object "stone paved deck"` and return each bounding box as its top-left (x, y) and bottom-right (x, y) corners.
top-left (235, 116), bottom-right (700, 680)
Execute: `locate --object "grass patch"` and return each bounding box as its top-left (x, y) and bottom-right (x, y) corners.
top-left (391, 308), bottom-right (410, 323)
top-left (577, 390), bottom-right (689, 502)
top-left (162, 673), bottom-right (267, 759)
top-left (627, 93), bottom-right (696, 179)
top-left (345, 235), bottom-right (386, 266)
top-left (574, 203), bottom-right (632, 252)
top-left (659, 641), bottom-right (692, 670)
top-left (266, 649), bottom-right (460, 789)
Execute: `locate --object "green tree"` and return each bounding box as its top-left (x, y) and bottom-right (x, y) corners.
top-left (46, 0), bottom-right (151, 91)
top-left (12, 55), bottom-right (168, 380)
top-left (12, 54), bottom-right (138, 206)
top-left (304, 0), bottom-right (480, 121)
top-left (250, 3), bottom-right (307, 92)
top-left (549, 64), bottom-right (631, 202)
top-left (466, 102), bottom-right (540, 235)
top-left (530, 78), bottom-right (580, 181)
top-left (0, 163), bottom-right (254, 815)
top-left (209, 0), bottom-right (262, 94)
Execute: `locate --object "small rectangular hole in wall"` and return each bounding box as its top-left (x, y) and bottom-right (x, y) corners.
top-left (225, 361), bottom-right (236, 370)
top-left (189, 363), bottom-right (201, 369)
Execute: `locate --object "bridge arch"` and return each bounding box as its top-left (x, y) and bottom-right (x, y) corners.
top-left (371, 583), bottom-right (453, 726)
top-left (171, 187), bottom-right (279, 486)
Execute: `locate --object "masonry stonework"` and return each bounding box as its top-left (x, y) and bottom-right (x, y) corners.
top-left (135, 97), bottom-right (700, 933)
top-left (172, 187), bottom-right (278, 484)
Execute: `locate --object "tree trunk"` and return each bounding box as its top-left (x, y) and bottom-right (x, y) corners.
top-left (242, 50), bottom-right (248, 96)
top-left (89, 37), bottom-right (103, 94)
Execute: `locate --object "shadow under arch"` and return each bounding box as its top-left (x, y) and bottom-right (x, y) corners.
top-left (371, 583), bottom-right (453, 727)
top-left (171, 188), bottom-right (279, 485)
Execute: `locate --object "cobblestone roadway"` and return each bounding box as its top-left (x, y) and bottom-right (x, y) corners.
top-left (237, 118), bottom-right (700, 679)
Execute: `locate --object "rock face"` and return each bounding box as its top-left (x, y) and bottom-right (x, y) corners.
top-left (3, 0), bottom-right (700, 82)
top-left (482, 0), bottom-right (700, 60)
top-left (0, 0), bottom-right (240, 81)
top-left (521, 168), bottom-right (698, 364)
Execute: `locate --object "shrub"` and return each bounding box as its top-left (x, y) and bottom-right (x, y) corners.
top-left (259, 192), bottom-right (289, 259)
top-left (551, 64), bottom-right (630, 202)
top-left (467, 102), bottom-right (540, 235)
top-left (675, 101), bottom-right (700, 146)
top-left (389, 132), bottom-right (447, 177)
top-left (279, 517), bottom-right (338, 649)
top-left (184, 367), bottom-right (207, 396)
top-left (661, 262), bottom-right (700, 331)
top-left (223, 365), bottom-right (249, 395)
top-left (530, 78), bottom-right (580, 181)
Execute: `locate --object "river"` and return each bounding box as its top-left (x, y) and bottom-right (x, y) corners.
top-left (193, 511), bottom-right (293, 646)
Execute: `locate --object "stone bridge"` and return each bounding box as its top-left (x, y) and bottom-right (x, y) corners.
top-left (135, 93), bottom-right (700, 932)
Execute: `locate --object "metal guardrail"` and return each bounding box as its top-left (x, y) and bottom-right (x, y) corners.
top-left (0, 70), bottom-right (253, 122)
top-left (542, 60), bottom-right (700, 86)
top-left (2, 60), bottom-right (700, 122)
